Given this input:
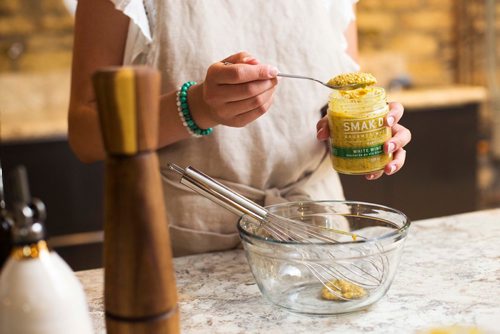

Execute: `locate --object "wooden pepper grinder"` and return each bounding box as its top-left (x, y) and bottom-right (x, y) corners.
top-left (92, 66), bottom-right (180, 334)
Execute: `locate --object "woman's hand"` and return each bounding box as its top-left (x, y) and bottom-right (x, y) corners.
top-left (189, 52), bottom-right (279, 129)
top-left (316, 101), bottom-right (411, 180)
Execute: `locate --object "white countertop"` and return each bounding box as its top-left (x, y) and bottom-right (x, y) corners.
top-left (76, 209), bottom-right (500, 334)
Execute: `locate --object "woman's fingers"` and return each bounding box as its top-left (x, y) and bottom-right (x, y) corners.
top-left (224, 83), bottom-right (277, 118)
top-left (210, 61), bottom-right (278, 84)
top-left (316, 116), bottom-right (330, 140)
top-left (385, 148), bottom-right (407, 175)
top-left (365, 148), bottom-right (407, 180)
top-left (367, 124), bottom-right (410, 180)
top-left (385, 123), bottom-right (411, 154)
top-left (383, 123), bottom-right (410, 176)
top-left (386, 102), bottom-right (404, 126)
top-left (365, 170), bottom-right (384, 181)
top-left (366, 104), bottom-right (410, 180)
top-left (209, 77), bottom-right (277, 102)
top-left (201, 52), bottom-right (280, 127)
top-left (222, 51), bottom-right (259, 65)
top-left (232, 95), bottom-right (275, 127)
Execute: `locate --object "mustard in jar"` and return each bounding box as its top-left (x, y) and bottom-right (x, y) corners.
top-left (327, 74), bottom-right (392, 175)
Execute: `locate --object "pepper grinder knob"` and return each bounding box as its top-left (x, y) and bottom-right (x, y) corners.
top-left (9, 165), bottom-right (47, 245)
top-left (92, 66), bottom-right (161, 155)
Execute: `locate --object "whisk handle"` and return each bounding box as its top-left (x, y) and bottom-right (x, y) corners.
top-left (168, 164), bottom-right (268, 220)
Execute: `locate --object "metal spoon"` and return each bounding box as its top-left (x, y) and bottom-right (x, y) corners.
top-left (222, 62), bottom-right (363, 90)
top-left (275, 72), bottom-right (365, 90)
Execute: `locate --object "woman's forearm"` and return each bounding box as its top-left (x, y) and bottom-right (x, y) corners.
top-left (68, 103), bottom-right (106, 163)
top-left (68, 85), bottom-right (208, 163)
top-left (157, 83), bottom-right (215, 148)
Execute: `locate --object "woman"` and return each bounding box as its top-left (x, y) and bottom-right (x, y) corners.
top-left (69, 0), bottom-right (411, 256)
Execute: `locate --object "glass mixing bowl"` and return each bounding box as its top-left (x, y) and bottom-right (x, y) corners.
top-left (237, 200), bottom-right (410, 315)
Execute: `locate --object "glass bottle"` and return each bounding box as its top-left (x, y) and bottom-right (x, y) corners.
top-left (327, 87), bottom-right (392, 174)
top-left (0, 166), bottom-right (94, 334)
top-left (0, 162), bottom-right (13, 270)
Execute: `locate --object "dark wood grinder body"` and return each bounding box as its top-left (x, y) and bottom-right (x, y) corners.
top-left (93, 67), bottom-right (179, 333)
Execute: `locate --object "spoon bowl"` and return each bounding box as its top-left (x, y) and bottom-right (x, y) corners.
top-left (276, 73), bottom-right (365, 90)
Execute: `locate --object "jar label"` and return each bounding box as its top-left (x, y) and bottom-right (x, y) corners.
top-left (327, 88), bottom-right (391, 174)
top-left (336, 116), bottom-right (387, 147)
top-left (332, 144), bottom-right (384, 158)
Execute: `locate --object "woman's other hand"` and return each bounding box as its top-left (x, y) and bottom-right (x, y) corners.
top-left (188, 52), bottom-right (279, 129)
top-left (316, 101), bottom-right (411, 180)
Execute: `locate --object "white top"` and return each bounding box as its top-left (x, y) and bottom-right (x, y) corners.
top-left (113, 0), bottom-right (357, 65)
top-left (110, 0), bottom-right (359, 256)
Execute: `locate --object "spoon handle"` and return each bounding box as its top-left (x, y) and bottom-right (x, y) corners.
top-left (277, 73), bottom-right (330, 88)
top-left (223, 62), bottom-right (340, 89)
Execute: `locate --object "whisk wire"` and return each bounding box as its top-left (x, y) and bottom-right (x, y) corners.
top-left (167, 163), bottom-right (389, 301)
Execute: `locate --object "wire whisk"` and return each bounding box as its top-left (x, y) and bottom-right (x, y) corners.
top-left (167, 163), bottom-right (358, 243)
top-left (167, 163), bottom-right (390, 301)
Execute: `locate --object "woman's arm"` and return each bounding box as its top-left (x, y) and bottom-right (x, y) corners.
top-left (69, 0), bottom-right (194, 162)
top-left (69, 0), bottom-right (278, 163)
top-left (68, 0), bottom-right (129, 162)
top-left (68, 0), bottom-right (199, 162)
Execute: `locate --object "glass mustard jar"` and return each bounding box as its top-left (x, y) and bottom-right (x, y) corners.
top-left (327, 87), bottom-right (392, 175)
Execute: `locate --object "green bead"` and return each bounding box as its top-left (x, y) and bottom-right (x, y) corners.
top-left (178, 81), bottom-right (212, 137)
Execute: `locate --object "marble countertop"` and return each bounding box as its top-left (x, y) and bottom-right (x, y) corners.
top-left (0, 69), bottom-right (487, 142)
top-left (76, 209), bottom-right (500, 334)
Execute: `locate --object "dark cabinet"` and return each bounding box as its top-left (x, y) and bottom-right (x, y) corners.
top-left (1, 139), bottom-right (104, 270)
top-left (340, 103), bottom-right (479, 221)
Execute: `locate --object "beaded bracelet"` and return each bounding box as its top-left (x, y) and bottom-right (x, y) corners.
top-left (176, 81), bottom-right (213, 137)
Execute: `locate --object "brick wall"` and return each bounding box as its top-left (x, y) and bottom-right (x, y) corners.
top-left (0, 0), bottom-right (73, 72)
top-left (0, 0), bottom-right (498, 91)
top-left (356, 0), bottom-right (456, 87)
top-left (356, 0), bottom-right (500, 89)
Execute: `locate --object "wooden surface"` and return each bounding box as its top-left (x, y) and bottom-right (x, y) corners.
top-left (387, 85), bottom-right (486, 110)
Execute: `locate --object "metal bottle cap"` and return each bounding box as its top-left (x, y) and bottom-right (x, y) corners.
top-left (9, 166), bottom-right (47, 245)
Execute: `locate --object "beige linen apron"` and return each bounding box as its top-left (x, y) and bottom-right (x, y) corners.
top-left (117, 0), bottom-right (359, 256)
